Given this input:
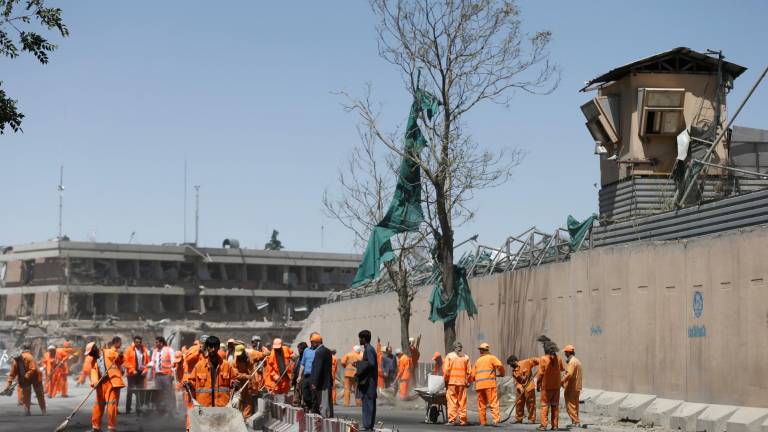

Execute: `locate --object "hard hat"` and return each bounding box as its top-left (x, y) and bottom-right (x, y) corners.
top-left (408, 337), bottom-right (415, 344)
top-left (310, 333), bottom-right (322, 343)
top-left (395, 348), bottom-right (403, 355)
top-left (564, 345), bottom-right (575, 353)
top-left (273, 338), bottom-right (283, 349)
top-left (234, 344), bottom-right (246, 355)
top-left (432, 352), bottom-right (441, 360)
top-left (478, 342), bottom-right (490, 350)
top-left (63, 341), bottom-right (71, 348)
top-left (199, 334), bottom-right (209, 343)
top-left (220, 343), bottom-right (226, 350)
top-left (48, 345), bottom-right (56, 350)
top-left (354, 345), bottom-right (363, 353)
top-left (227, 338), bottom-right (235, 345)
top-left (251, 335), bottom-right (262, 342)
top-left (85, 342), bottom-right (96, 356)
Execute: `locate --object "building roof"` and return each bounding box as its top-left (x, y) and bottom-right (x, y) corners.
top-left (581, 47), bottom-right (747, 92)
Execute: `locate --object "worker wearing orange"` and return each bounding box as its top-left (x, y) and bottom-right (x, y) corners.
top-left (186, 335), bottom-right (233, 408)
top-left (78, 342), bottom-right (96, 385)
top-left (231, 343), bottom-right (255, 418)
top-left (90, 336), bottom-right (125, 432)
top-left (42, 345), bottom-right (58, 397)
top-left (394, 348), bottom-right (412, 400)
top-left (123, 335), bottom-right (150, 415)
top-left (375, 338), bottom-right (384, 388)
top-left (263, 338), bottom-right (292, 394)
top-left (56, 341), bottom-right (73, 397)
top-left (432, 351), bottom-right (443, 375)
top-left (340, 345), bottom-right (362, 406)
top-left (443, 341), bottom-right (470, 426)
top-left (330, 348), bottom-right (338, 405)
top-left (536, 338), bottom-right (565, 431)
top-left (472, 342), bottom-right (505, 426)
top-left (246, 341), bottom-right (266, 409)
top-left (181, 335), bottom-right (208, 430)
top-left (562, 345), bottom-right (583, 427)
top-left (3, 344), bottom-right (46, 416)
top-left (508, 355), bottom-right (539, 423)
top-left (408, 337), bottom-right (420, 383)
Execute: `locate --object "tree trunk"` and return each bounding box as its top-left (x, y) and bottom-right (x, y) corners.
top-left (443, 319), bottom-right (456, 353)
top-left (397, 286), bottom-right (411, 353)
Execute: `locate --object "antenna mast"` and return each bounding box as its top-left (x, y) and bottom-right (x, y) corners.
top-left (57, 165), bottom-right (64, 239)
top-left (194, 185), bottom-right (200, 245)
top-left (184, 160), bottom-right (188, 243)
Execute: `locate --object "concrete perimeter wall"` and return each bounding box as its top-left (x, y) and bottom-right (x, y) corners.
top-left (306, 225), bottom-right (768, 408)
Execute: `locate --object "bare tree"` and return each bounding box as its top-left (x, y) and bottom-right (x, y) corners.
top-left (345, 0), bottom-right (559, 351)
top-left (323, 110), bottom-right (430, 352)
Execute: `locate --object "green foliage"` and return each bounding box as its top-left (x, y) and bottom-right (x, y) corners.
top-left (0, 0), bottom-right (68, 134)
top-left (264, 230), bottom-right (284, 251)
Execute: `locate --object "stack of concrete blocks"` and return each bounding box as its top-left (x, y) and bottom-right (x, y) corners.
top-left (579, 388), bottom-right (768, 432)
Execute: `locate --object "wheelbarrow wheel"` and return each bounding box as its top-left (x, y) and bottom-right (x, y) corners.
top-left (428, 405), bottom-right (440, 423)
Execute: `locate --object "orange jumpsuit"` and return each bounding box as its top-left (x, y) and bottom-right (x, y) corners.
top-left (263, 348), bottom-right (292, 394)
top-left (190, 358), bottom-right (233, 407)
top-left (42, 350), bottom-right (58, 397)
top-left (7, 351), bottom-right (46, 414)
top-left (562, 356), bottom-right (583, 425)
top-left (331, 355), bottom-right (338, 405)
top-left (375, 341), bottom-right (384, 388)
top-left (432, 352), bottom-right (443, 375)
top-left (55, 347), bottom-right (71, 396)
top-left (537, 354), bottom-right (565, 429)
top-left (472, 353), bottom-right (505, 425)
top-left (409, 345), bottom-right (420, 385)
top-left (247, 348), bottom-right (266, 392)
top-left (231, 355), bottom-right (255, 418)
top-left (513, 357), bottom-right (539, 423)
top-left (396, 354), bottom-right (412, 400)
top-left (90, 348), bottom-right (125, 431)
top-left (340, 350), bottom-right (361, 406)
top-left (443, 351), bottom-right (470, 425)
top-left (78, 354), bottom-right (94, 385)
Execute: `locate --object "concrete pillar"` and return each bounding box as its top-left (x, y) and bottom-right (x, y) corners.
top-left (260, 265), bottom-right (268, 282)
top-left (217, 297), bottom-right (228, 314)
top-left (220, 264), bottom-right (228, 281)
top-left (5, 294), bottom-right (21, 318)
top-left (104, 294), bottom-right (119, 314)
top-left (282, 266), bottom-right (290, 285)
top-left (300, 267), bottom-right (307, 284)
top-left (133, 260), bottom-right (140, 279)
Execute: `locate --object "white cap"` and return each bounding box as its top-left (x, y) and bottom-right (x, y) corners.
top-left (395, 348), bottom-right (403, 355)
top-left (48, 345), bottom-right (56, 350)
top-left (354, 345), bottom-right (363, 353)
top-left (408, 337), bottom-right (415, 343)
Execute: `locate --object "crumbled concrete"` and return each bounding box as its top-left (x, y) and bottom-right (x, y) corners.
top-left (696, 405), bottom-right (739, 432)
top-left (641, 398), bottom-right (684, 428)
top-left (581, 388), bottom-right (605, 413)
top-left (760, 413), bottom-right (768, 432)
top-left (592, 391), bottom-right (629, 418)
top-left (726, 407), bottom-right (768, 432)
top-left (617, 393), bottom-right (657, 421)
top-left (669, 402), bottom-right (710, 432)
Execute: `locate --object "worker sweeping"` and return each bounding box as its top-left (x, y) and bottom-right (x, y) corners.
top-left (77, 343), bottom-right (95, 386)
top-left (230, 343), bottom-right (255, 418)
top-left (56, 341), bottom-right (73, 397)
top-left (90, 337), bottom-right (125, 432)
top-left (42, 345), bottom-right (59, 397)
top-left (394, 348), bottom-right (412, 400)
top-left (375, 338), bottom-right (385, 388)
top-left (508, 355), bottom-right (539, 423)
top-left (186, 335), bottom-right (233, 408)
top-left (330, 348), bottom-right (338, 405)
top-left (263, 338), bottom-right (292, 394)
top-left (340, 345), bottom-right (362, 406)
top-left (408, 336), bottom-right (420, 386)
top-left (472, 342), bottom-right (505, 426)
top-left (536, 336), bottom-right (565, 431)
top-left (3, 344), bottom-right (46, 416)
top-left (562, 345), bottom-right (583, 427)
top-left (443, 341), bottom-right (470, 426)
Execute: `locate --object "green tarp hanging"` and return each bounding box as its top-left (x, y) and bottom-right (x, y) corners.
top-left (566, 213), bottom-right (597, 250)
top-left (428, 264), bottom-right (478, 322)
top-left (350, 89), bottom-right (441, 287)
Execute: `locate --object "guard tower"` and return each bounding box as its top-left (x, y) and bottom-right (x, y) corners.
top-left (580, 47), bottom-right (747, 222)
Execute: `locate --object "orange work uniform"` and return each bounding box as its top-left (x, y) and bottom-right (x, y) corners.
top-left (90, 348), bottom-right (125, 431)
top-left (7, 351), bottom-right (46, 414)
top-left (340, 350), bottom-right (361, 406)
top-left (231, 355), bottom-right (255, 418)
top-left (432, 352), bottom-right (443, 375)
top-left (55, 347), bottom-right (71, 397)
top-left (472, 353), bottom-right (505, 425)
top-left (537, 353), bottom-right (565, 429)
top-left (375, 341), bottom-right (384, 388)
top-left (247, 348), bottom-right (266, 392)
top-left (78, 354), bottom-right (94, 385)
top-left (263, 348), bottom-right (292, 394)
top-left (331, 355), bottom-right (338, 405)
top-left (190, 358), bottom-right (233, 407)
top-left (396, 354), bottom-right (412, 400)
top-left (42, 350), bottom-right (58, 397)
top-left (513, 357), bottom-right (539, 423)
top-left (443, 351), bottom-right (470, 425)
top-left (562, 356), bottom-right (583, 425)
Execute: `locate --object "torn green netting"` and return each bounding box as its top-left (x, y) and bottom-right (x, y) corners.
top-left (428, 264), bottom-right (478, 322)
top-left (567, 213), bottom-right (597, 250)
top-left (350, 89), bottom-right (441, 287)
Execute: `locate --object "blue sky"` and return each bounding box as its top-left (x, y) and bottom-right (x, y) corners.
top-left (1, 1), bottom-right (766, 253)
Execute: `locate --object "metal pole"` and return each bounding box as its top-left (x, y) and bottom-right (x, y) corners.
top-left (676, 64), bottom-right (768, 207)
top-left (194, 185), bottom-right (200, 245)
top-left (184, 160), bottom-right (188, 243)
top-left (57, 165), bottom-right (64, 239)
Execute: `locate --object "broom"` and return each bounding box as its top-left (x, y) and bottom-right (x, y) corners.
top-left (229, 356), bottom-right (269, 408)
top-left (54, 357), bottom-right (118, 432)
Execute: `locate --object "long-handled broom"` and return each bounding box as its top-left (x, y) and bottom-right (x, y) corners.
top-left (229, 356), bottom-right (269, 408)
top-left (54, 358), bottom-right (117, 432)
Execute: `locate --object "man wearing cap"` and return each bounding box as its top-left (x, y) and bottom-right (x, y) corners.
top-left (56, 341), bottom-right (73, 398)
top-left (394, 348), bottom-right (412, 400)
top-left (264, 338), bottom-right (292, 394)
top-left (357, 329), bottom-right (378, 431)
top-left (536, 340), bottom-right (565, 430)
top-left (562, 345), bottom-right (582, 427)
top-left (309, 332), bottom-right (334, 417)
top-left (231, 343), bottom-right (255, 418)
top-left (42, 345), bottom-right (59, 397)
top-left (472, 342), bottom-right (505, 426)
top-left (408, 336), bottom-right (420, 386)
top-left (341, 345), bottom-right (362, 406)
top-left (443, 341), bottom-right (470, 426)
top-left (187, 335), bottom-right (233, 408)
top-left (508, 355), bottom-right (539, 424)
top-left (3, 344), bottom-right (46, 416)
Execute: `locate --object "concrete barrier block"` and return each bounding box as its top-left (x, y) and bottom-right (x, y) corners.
top-left (726, 408), bottom-right (768, 432)
top-left (762, 416), bottom-right (768, 432)
top-left (641, 398), bottom-right (684, 428)
top-left (669, 402), bottom-right (710, 432)
top-left (617, 393), bottom-right (657, 421)
top-left (593, 391), bottom-right (629, 418)
top-left (697, 405), bottom-right (739, 432)
top-left (580, 388), bottom-right (604, 413)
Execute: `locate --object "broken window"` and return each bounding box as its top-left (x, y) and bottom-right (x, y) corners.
top-left (581, 95), bottom-right (620, 154)
top-left (638, 88), bottom-right (685, 136)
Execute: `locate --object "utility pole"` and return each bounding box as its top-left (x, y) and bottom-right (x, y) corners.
top-left (57, 165), bottom-right (64, 239)
top-left (194, 185), bottom-right (201, 245)
top-left (183, 160), bottom-right (188, 243)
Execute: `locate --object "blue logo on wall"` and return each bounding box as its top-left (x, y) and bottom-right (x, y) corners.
top-left (693, 291), bottom-right (704, 319)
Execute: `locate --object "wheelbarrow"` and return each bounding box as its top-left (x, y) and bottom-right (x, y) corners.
top-left (414, 388), bottom-right (447, 424)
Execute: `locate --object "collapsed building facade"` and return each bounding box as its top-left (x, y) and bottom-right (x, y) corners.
top-left (0, 240), bottom-right (358, 352)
